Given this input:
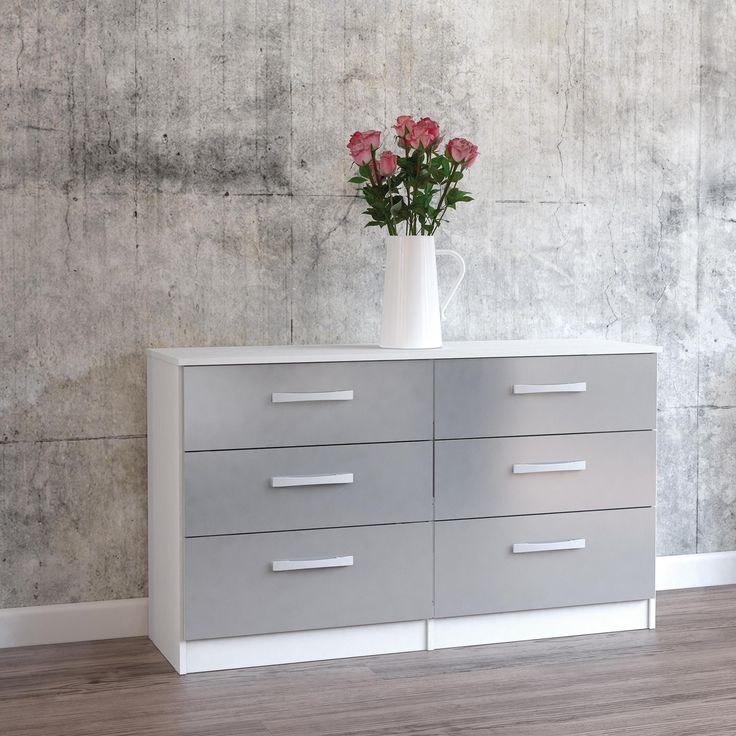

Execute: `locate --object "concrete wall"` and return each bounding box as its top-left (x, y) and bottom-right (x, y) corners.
top-left (1, 1), bottom-right (733, 608)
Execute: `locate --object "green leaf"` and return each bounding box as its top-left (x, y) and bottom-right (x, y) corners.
top-left (450, 171), bottom-right (463, 182)
top-left (358, 164), bottom-right (371, 178)
top-left (349, 176), bottom-right (366, 184)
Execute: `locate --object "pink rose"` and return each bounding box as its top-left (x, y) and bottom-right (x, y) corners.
top-left (392, 115), bottom-right (416, 146)
top-left (347, 132), bottom-right (372, 164)
top-left (363, 130), bottom-right (381, 150)
top-left (347, 130), bottom-right (381, 165)
top-left (393, 115), bottom-right (415, 132)
top-left (406, 117), bottom-right (440, 149)
top-left (445, 137), bottom-right (479, 167)
top-left (377, 150), bottom-right (397, 176)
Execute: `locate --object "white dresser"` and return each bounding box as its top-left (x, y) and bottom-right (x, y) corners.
top-left (147, 339), bottom-right (659, 674)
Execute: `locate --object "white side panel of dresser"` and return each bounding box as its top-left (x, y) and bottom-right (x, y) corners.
top-left (147, 357), bottom-right (187, 674)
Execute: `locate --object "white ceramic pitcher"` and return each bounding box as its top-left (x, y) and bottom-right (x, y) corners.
top-left (379, 235), bottom-right (466, 349)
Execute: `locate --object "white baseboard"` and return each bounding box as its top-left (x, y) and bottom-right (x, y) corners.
top-left (656, 550), bottom-right (736, 591)
top-left (0, 598), bottom-right (148, 649)
top-left (0, 551), bottom-right (734, 651)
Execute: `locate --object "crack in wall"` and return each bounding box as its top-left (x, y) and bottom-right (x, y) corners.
top-left (1, 435), bottom-right (147, 446)
top-left (14, 0), bottom-right (24, 87)
top-left (556, 0), bottom-right (573, 200)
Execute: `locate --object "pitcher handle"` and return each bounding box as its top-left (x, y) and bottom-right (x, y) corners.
top-left (435, 249), bottom-right (466, 319)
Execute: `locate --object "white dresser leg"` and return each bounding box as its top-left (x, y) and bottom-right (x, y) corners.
top-left (426, 620), bottom-right (435, 651)
top-left (648, 598), bottom-right (656, 629)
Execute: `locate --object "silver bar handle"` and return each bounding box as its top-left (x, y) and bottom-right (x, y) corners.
top-left (513, 460), bottom-right (586, 474)
top-left (272, 390), bottom-right (354, 403)
top-left (272, 555), bottom-right (354, 572)
top-left (271, 473), bottom-right (354, 488)
top-left (512, 539), bottom-right (586, 554)
top-left (513, 382), bottom-right (587, 394)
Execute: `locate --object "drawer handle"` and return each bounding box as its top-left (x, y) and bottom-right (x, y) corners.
top-left (272, 390), bottom-right (354, 403)
top-left (272, 556), bottom-right (354, 572)
top-left (513, 460), bottom-right (586, 474)
top-left (271, 473), bottom-right (354, 488)
top-left (512, 382), bottom-right (587, 395)
top-left (512, 539), bottom-right (586, 554)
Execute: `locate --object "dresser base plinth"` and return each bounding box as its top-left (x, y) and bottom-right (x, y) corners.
top-left (431, 598), bottom-right (653, 651)
top-left (155, 599), bottom-right (654, 674)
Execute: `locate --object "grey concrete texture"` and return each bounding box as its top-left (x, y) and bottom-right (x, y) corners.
top-left (1, 1), bottom-right (733, 607)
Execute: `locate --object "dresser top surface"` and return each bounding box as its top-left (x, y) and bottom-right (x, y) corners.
top-left (147, 339), bottom-right (662, 366)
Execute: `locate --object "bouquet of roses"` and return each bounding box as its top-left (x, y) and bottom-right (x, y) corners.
top-left (347, 115), bottom-right (478, 236)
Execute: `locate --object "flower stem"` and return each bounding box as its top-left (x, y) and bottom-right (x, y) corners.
top-left (368, 146), bottom-right (380, 186)
top-left (424, 148), bottom-right (434, 236)
top-left (386, 176), bottom-right (397, 236)
top-left (401, 142), bottom-right (412, 235)
top-left (369, 147), bottom-right (397, 236)
top-left (428, 162), bottom-right (459, 235)
top-left (412, 148), bottom-right (422, 235)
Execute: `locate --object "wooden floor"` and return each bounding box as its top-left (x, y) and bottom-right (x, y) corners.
top-left (2, 588), bottom-right (736, 735)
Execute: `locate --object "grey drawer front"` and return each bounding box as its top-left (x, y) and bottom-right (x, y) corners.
top-left (435, 508), bottom-right (654, 618)
top-left (184, 441), bottom-right (433, 536)
top-left (435, 431), bottom-right (655, 520)
top-left (184, 361), bottom-right (433, 450)
top-left (435, 354), bottom-right (656, 439)
top-left (184, 523), bottom-right (433, 639)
